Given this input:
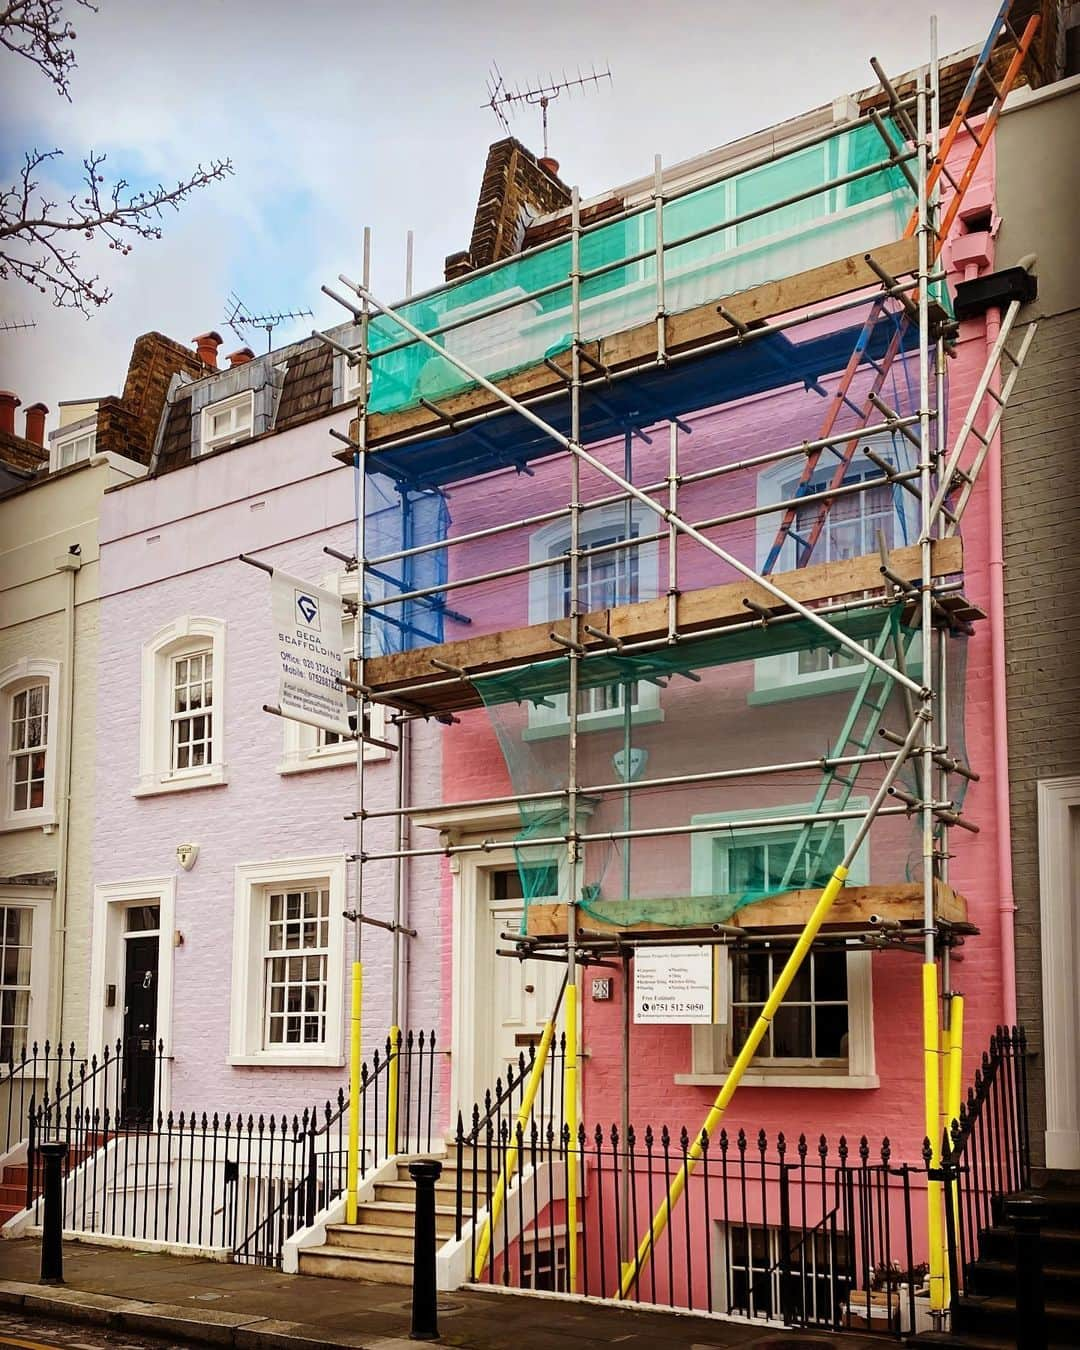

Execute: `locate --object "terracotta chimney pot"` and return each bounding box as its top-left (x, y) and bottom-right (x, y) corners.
top-left (0, 390), bottom-right (20, 437)
top-left (193, 330), bottom-right (224, 370)
top-left (227, 347), bottom-right (256, 367)
top-left (24, 402), bottom-right (49, 447)
top-left (538, 156), bottom-right (561, 178)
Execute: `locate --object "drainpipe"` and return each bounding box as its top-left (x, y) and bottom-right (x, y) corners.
top-left (985, 302), bottom-right (1016, 1026)
top-left (53, 545), bottom-right (82, 1047)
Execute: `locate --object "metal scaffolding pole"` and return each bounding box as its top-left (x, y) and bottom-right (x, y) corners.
top-left (346, 227), bottom-right (372, 1225)
top-left (564, 187), bottom-right (583, 1293)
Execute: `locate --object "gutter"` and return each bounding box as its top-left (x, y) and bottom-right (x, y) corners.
top-left (985, 302), bottom-right (1017, 1026)
top-left (52, 544), bottom-right (82, 1044)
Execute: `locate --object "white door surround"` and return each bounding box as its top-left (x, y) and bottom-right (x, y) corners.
top-left (90, 876), bottom-right (175, 1114)
top-left (1037, 776), bottom-right (1080, 1171)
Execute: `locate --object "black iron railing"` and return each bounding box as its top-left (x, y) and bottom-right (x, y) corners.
top-left (938, 1025), bottom-right (1031, 1316)
top-left (24, 1039), bottom-right (160, 1210)
top-left (23, 1029), bottom-right (441, 1269)
top-left (453, 1107), bottom-right (920, 1336)
top-left (1, 1041), bottom-right (84, 1157)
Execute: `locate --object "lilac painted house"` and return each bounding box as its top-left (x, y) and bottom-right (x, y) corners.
top-left (93, 334), bottom-right (443, 1119)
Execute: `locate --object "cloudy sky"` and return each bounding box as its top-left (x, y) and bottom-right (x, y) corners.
top-left (2, 0), bottom-right (997, 430)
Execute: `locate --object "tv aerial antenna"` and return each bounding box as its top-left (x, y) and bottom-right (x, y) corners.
top-left (223, 291), bottom-right (314, 353)
top-left (484, 62), bottom-right (612, 159)
top-left (0, 318), bottom-right (37, 335)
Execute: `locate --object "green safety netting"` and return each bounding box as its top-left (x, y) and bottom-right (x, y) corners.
top-left (358, 120), bottom-right (915, 416)
top-left (467, 605), bottom-right (970, 933)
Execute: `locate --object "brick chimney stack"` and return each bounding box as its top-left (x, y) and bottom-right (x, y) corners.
top-left (0, 391), bottom-right (20, 436)
top-left (227, 347), bottom-right (256, 367)
top-left (193, 331), bottom-right (223, 370)
top-left (23, 403), bottom-right (48, 446)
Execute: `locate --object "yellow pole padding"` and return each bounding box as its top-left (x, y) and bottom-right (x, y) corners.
top-left (387, 1024), bottom-right (401, 1157)
top-left (946, 995), bottom-right (964, 1137)
top-left (618, 865), bottom-right (849, 1299)
top-left (944, 994), bottom-right (965, 1302)
top-left (564, 981), bottom-right (579, 1292)
top-left (346, 961), bottom-right (363, 1225)
top-left (473, 1007), bottom-right (560, 1280)
top-left (940, 1015), bottom-right (951, 1309)
top-left (923, 963), bottom-right (945, 1313)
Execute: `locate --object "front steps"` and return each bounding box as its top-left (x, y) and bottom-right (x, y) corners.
top-left (0, 1146), bottom-right (96, 1227)
top-left (298, 1152), bottom-right (469, 1284)
top-left (913, 1179), bottom-right (1080, 1349)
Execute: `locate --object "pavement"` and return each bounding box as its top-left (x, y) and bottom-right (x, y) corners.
top-left (0, 1238), bottom-right (885, 1350)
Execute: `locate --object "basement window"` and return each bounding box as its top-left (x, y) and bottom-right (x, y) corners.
top-left (200, 391), bottom-right (254, 454)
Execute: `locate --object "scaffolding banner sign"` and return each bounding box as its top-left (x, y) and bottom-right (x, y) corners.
top-left (634, 945), bottom-right (719, 1024)
top-left (271, 570), bottom-right (350, 736)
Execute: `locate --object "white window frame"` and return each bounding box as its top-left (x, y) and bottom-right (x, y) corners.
top-left (199, 390), bottom-right (255, 455)
top-left (684, 800), bottom-right (876, 1088)
top-left (279, 572), bottom-right (388, 773)
top-left (524, 504), bottom-right (662, 740)
top-left (49, 424), bottom-right (97, 472)
top-left (342, 358), bottom-right (372, 406)
top-left (134, 617), bottom-right (227, 797)
top-left (229, 855), bottom-right (347, 1067)
top-left (751, 437), bottom-right (918, 704)
top-left (1, 659), bottom-right (61, 832)
top-left (0, 885), bottom-right (52, 1056)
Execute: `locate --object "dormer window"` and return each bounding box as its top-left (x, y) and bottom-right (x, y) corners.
top-left (51, 427), bottom-right (96, 471)
top-left (200, 391), bottom-right (254, 454)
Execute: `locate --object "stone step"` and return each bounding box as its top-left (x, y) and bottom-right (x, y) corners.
top-left (372, 1179), bottom-right (464, 1206)
top-left (955, 1293), bottom-right (1080, 1344)
top-left (326, 1222), bottom-right (415, 1255)
top-left (298, 1244), bottom-right (414, 1284)
top-left (353, 1200), bottom-right (458, 1236)
top-left (978, 1223), bottom-right (1080, 1265)
top-left (966, 1256), bottom-right (1080, 1300)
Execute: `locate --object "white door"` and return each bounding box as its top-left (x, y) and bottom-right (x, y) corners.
top-left (479, 865), bottom-right (563, 1121)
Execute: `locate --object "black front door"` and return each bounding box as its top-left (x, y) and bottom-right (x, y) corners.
top-left (121, 933), bottom-right (159, 1126)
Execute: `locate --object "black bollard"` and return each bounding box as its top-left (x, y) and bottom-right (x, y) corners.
top-left (409, 1159), bottom-right (443, 1341)
top-left (1006, 1195), bottom-right (1047, 1350)
top-left (39, 1141), bottom-right (68, 1285)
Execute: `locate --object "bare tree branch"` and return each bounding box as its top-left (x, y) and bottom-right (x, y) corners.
top-left (0, 0), bottom-right (96, 100)
top-left (1, 1), bottom-right (233, 311)
top-left (0, 148), bottom-right (233, 311)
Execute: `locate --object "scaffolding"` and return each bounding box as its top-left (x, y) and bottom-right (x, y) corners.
top-left (309, 0), bottom-right (1039, 1323)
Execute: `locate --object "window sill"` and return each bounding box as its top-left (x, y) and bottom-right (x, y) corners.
top-left (229, 1051), bottom-right (345, 1068)
top-left (0, 812), bottom-right (59, 834)
top-left (676, 1070), bottom-right (879, 1090)
top-left (277, 745), bottom-right (389, 776)
top-left (132, 765), bottom-right (228, 798)
top-left (749, 661), bottom-right (925, 706)
top-left (522, 705), bottom-right (664, 743)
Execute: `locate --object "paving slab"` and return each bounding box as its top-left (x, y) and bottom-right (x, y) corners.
top-left (0, 1238), bottom-right (881, 1349)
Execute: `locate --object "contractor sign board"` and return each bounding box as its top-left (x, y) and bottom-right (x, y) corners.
top-left (271, 570), bottom-right (350, 736)
top-left (633, 944), bottom-right (719, 1025)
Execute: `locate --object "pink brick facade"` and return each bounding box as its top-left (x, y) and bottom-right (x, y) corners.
top-left (434, 128), bottom-right (1007, 1167)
